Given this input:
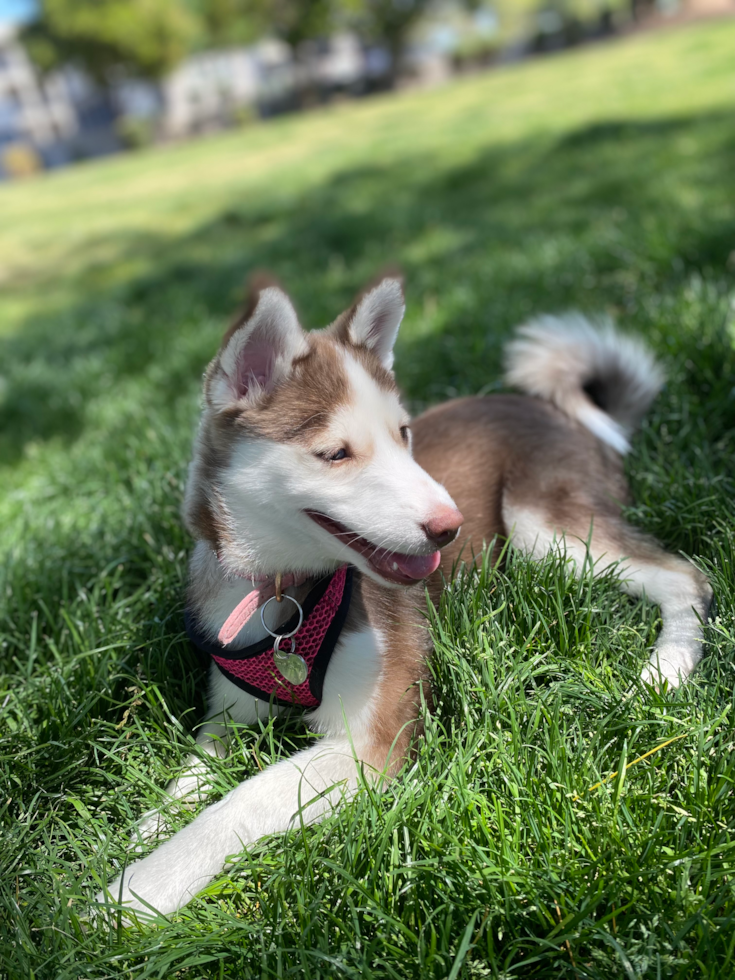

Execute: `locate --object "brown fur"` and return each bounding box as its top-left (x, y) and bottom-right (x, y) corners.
top-left (353, 395), bottom-right (634, 774)
top-left (215, 334), bottom-right (351, 443)
top-left (327, 377), bottom-right (710, 777)
top-left (204, 336), bottom-right (394, 449)
top-left (342, 576), bottom-right (433, 774)
top-left (183, 416), bottom-right (235, 549)
top-left (412, 394), bottom-right (631, 581)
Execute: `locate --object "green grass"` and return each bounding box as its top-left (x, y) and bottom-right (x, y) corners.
top-left (1, 20), bottom-right (735, 979)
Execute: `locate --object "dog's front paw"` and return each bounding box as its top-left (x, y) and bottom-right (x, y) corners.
top-left (95, 807), bottom-right (228, 922)
top-left (95, 855), bottom-right (183, 923)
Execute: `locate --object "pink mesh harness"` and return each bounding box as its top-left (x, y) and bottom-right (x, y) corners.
top-left (184, 567), bottom-right (353, 708)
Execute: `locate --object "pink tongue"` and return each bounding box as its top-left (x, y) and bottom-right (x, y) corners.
top-left (386, 550), bottom-right (441, 580)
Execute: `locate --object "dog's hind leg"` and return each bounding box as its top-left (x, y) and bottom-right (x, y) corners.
top-left (503, 496), bottom-right (713, 688)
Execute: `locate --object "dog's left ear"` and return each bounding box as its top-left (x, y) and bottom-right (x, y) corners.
top-left (207, 285), bottom-right (307, 411)
top-left (338, 277), bottom-right (405, 371)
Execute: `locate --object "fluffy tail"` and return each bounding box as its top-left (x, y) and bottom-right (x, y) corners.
top-left (504, 313), bottom-right (664, 454)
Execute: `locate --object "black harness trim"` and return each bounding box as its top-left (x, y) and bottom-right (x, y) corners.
top-left (184, 567), bottom-right (354, 708)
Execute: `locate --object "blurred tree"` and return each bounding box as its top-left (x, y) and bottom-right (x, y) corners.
top-left (194, 0), bottom-right (266, 46)
top-left (264, 0), bottom-right (345, 47)
top-left (23, 0), bottom-right (200, 87)
top-left (23, 0), bottom-right (507, 98)
top-left (193, 0), bottom-right (357, 48)
top-left (354, 0), bottom-right (429, 74)
top-left (351, 0), bottom-right (476, 83)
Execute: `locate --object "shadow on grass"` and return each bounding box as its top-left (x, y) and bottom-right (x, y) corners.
top-left (1, 107), bottom-right (734, 708)
top-left (2, 108), bottom-right (734, 469)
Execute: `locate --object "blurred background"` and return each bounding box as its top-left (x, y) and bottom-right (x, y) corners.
top-left (1, 3), bottom-right (735, 974)
top-left (0, 0), bottom-right (732, 175)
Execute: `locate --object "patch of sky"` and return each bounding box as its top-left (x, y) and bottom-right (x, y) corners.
top-left (0, 0), bottom-right (36, 27)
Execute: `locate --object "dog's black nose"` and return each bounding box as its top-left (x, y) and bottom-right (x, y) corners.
top-left (422, 506), bottom-right (463, 548)
top-left (424, 526), bottom-right (459, 548)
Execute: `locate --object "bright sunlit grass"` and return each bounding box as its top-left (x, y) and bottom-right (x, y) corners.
top-left (1, 19), bottom-right (734, 980)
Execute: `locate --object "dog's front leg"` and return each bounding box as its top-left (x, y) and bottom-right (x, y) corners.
top-left (101, 735), bottom-right (373, 918)
top-left (100, 610), bottom-right (430, 919)
top-left (136, 667), bottom-right (277, 843)
top-left (134, 717), bottom-right (228, 844)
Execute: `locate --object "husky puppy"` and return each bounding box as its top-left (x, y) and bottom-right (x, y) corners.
top-left (98, 276), bottom-right (711, 918)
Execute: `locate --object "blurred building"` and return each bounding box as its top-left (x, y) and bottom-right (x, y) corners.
top-left (154, 46), bottom-right (261, 138)
top-left (0, 24), bottom-right (381, 177)
top-left (2, 0), bottom-right (713, 178)
top-left (0, 22), bottom-right (76, 175)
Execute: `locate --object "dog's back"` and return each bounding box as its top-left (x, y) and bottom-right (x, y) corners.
top-left (413, 393), bottom-right (624, 580)
top-left (414, 312), bottom-right (667, 583)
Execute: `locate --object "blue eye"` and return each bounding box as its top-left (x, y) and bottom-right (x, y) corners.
top-left (328, 448), bottom-right (348, 461)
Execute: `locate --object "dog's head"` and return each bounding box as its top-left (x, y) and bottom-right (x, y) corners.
top-left (184, 274), bottom-right (462, 587)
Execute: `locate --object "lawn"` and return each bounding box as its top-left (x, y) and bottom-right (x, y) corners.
top-left (1, 19), bottom-right (735, 979)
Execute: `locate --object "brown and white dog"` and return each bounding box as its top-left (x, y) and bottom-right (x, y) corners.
top-left (98, 276), bottom-right (712, 918)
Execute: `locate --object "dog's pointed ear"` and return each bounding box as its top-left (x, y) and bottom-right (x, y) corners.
top-left (336, 277), bottom-right (405, 370)
top-left (207, 283), bottom-right (307, 411)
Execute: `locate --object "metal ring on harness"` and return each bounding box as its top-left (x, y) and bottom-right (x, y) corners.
top-left (260, 593), bottom-right (304, 640)
top-left (273, 635), bottom-right (296, 656)
top-left (272, 628), bottom-right (308, 686)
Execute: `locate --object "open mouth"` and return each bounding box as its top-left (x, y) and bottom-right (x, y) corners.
top-left (306, 511), bottom-right (441, 585)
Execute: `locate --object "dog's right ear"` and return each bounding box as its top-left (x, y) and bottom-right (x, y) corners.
top-left (207, 283), bottom-right (307, 411)
top-left (328, 275), bottom-right (405, 371)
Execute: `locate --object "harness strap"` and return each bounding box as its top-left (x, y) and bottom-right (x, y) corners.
top-left (185, 566), bottom-right (353, 708)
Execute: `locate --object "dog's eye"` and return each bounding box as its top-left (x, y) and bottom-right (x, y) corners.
top-left (400, 426), bottom-right (410, 444)
top-left (324, 448), bottom-right (348, 462)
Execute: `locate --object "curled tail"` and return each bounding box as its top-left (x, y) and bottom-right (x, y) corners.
top-left (504, 313), bottom-right (664, 455)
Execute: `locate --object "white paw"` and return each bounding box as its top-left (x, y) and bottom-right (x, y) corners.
top-left (95, 857), bottom-right (180, 922)
top-left (94, 806), bottom-right (227, 922)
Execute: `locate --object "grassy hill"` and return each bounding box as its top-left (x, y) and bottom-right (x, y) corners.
top-left (1, 20), bottom-right (734, 979)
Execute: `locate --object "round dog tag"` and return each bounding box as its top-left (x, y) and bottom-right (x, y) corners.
top-left (273, 635), bottom-right (308, 686)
